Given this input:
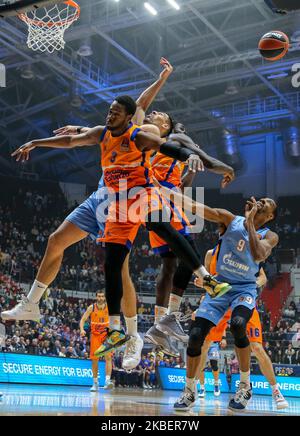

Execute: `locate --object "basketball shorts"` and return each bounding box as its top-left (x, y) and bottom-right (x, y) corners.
top-left (90, 333), bottom-right (107, 360)
top-left (98, 186), bottom-right (164, 248)
top-left (206, 310), bottom-right (231, 342)
top-left (149, 194), bottom-right (190, 255)
top-left (66, 188), bottom-right (108, 241)
top-left (196, 279), bottom-right (257, 326)
top-left (247, 308), bottom-right (263, 344)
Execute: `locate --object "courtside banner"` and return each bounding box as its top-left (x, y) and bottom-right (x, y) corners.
top-left (158, 367), bottom-right (230, 392)
top-left (231, 374), bottom-right (300, 398)
top-left (0, 353), bottom-right (105, 386)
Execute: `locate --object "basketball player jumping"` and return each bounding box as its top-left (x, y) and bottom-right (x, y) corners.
top-left (5, 94), bottom-right (234, 368)
top-left (1, 58), bottom-right (178, 370)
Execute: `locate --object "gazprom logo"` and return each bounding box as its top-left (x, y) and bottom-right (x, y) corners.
top-left (0, 63), bottom-right (6, 88)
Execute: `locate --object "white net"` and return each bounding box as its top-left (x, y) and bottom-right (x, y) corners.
top-left (19, 0), bottom-right (80, 53)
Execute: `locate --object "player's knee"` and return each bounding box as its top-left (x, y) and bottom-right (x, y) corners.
top-left (230, 316), bottom-right (247, 339)
top-left (210, 359), bottom-right (219, 372)
top-left (251, 342), bottom-right (264, 357)
top-left (187, 327), bottom-right (205, 357)
top-left (48, 230), bottom-right (67, 251)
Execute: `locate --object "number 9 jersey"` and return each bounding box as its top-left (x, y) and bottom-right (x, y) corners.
top-left (215, 216), bottom-right (269, 285)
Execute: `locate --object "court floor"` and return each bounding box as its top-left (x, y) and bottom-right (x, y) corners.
top-left (0, 384), bottom-right (299, 416)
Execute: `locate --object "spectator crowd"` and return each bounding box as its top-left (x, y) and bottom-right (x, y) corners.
top-left (0, 177), bottom-right (300, 388)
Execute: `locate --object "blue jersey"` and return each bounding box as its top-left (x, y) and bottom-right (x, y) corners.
top-left (216, 216), bottom-right (269, 285)
top-left (98, 175), bottom-right (104, 190)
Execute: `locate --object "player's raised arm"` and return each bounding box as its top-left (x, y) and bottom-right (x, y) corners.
top-left (132, 57), bottom-right (173, 125)
top-left (246, 197), bottom-right (279, 262)
top-left (79, 305), bottom-right (94, 337)
top-left (11, 126), bottom-right (104, 162)
top-left (168, 133), bottom-right (235, 188)
top-left (135, 130), bottom-right (204, 173)
top-left (257, 267), bottom-right (267, 288)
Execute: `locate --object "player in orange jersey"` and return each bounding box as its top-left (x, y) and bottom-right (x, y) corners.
top-left (2, 59), bottom-right (177, 371)
top-left (10, 94), bottom-right (233, 359)
top-left (80, 291), bottom-right (113, 392)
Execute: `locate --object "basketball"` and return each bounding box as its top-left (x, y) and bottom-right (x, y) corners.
top-left (258, 31), bottom-right (289, 61)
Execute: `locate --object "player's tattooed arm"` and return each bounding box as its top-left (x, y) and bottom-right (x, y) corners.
top-left (132, 58), bottom-right (173, 125)
top-left (11, 126), bottom-right (104, 162)
top-left (168, 135), bottom-right (235, 188)
top-left (79, 305), bottom-right (93, 337)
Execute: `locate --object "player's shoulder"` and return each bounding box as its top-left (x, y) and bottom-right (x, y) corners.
top-left (264, 228), bottom-right (279, 244)
top-left (140, 124), bottom-right (161, 136)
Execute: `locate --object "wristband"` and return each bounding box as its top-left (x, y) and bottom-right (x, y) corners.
top-left (77, 127), bottom-right (84, 134)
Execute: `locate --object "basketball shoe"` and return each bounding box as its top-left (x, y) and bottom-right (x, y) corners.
top-left (122, 335), bottom-right (144, 371)
top-left (1, 296), bottom-right (41, 321)
top-left (144, 325), bottom-right (179, 357)
top-left (94, 329), bottom-right (130, 357)
top-left (203, 276), bottom-right (231, 299)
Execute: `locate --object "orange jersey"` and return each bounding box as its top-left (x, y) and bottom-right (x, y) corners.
top-left (152, 152), bottom-right (185, 187)
top-left (90, 303), bottom-right (109, 336)
top-left (209, 243), bottom-right (221, 276)
top-left (206, 310), bottom-right (231, 343)
top-left (247, 308), bottom-right (263, 344)
top-left (206, 308), bottom-right (262, 343)
top-left (100, 123), bottom-right (153, 191)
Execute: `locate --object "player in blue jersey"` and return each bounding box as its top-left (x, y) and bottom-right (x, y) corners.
top-left (157, 188), bottom-right (279, 412)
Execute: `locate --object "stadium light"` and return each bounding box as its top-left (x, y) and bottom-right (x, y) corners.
top-left (144, 2), bottom-right (158, 15)
top-left (166, 0), bottom-right (180, 10)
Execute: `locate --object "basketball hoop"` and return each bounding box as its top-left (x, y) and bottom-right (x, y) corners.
top-left (18, 0), bottom-right (80, 53)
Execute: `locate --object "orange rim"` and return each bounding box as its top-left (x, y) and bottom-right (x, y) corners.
top-left (18, 0), bottom-right (80, 28)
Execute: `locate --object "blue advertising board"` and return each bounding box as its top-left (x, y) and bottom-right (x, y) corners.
top-left (231, 374), bottom-right (300, 398)
top-left (158, 367), bottom-right (230, 393)
top-left (0, 353), bottom-right (105, 386)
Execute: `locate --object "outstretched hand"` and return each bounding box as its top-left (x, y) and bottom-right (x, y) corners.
top-left (11, 141), bottom-right (36, 162)
top-left (221, 169), bottom-right (235, 189)
top-left (53, 125), bottom-right (80, 136)
top-left (245, 197), bottom-right (259, 221)
top-left (159, 57), bottom-right (173, 80)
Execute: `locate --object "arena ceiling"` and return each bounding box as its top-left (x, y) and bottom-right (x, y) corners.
top-left (0, 0), bottom-right (300, 184)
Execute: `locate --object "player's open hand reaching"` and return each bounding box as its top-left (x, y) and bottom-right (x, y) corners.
top-left (221, 168), bottom-right (235, 189)
top-left (160, 57), bottom-right (173, 80)
top-left (245, 197), bottom-right (260, 221)
top-left (53, 125), bottom-right (81, 136)
top-left (11, 141), bottom-right (36, 162)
